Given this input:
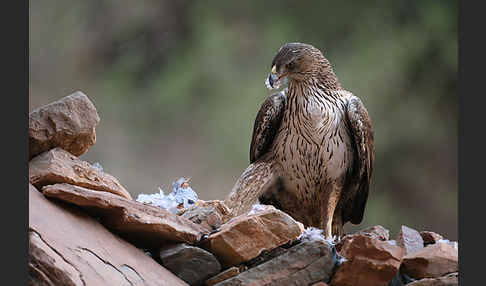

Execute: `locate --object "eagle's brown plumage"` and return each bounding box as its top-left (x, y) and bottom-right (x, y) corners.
top-left (225, 43), bottom-right (374, 238)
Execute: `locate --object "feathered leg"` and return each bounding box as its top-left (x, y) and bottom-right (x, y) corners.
top-left (224, 160), bottom-right (278, 219)
top-left (320, 184), bottom-right (342, 240)
top-left (332, 212), bottom-right (345, 239)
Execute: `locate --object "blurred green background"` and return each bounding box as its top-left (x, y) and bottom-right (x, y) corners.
top-left (29, 1), bottom-right (457, 240)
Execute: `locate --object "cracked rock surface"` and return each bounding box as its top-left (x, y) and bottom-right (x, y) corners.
top-left (29, 184), bottom-right (188, 286)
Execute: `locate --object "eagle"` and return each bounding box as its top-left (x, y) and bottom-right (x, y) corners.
top-left (224, 42), bottom-right (374, 239)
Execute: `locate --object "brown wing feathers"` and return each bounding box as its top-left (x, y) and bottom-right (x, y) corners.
top-left (345, 96), bottom-right (375, 224)
top-left (249, 91), bottom-right (287, 163)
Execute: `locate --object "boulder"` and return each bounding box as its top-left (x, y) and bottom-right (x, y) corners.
top-left (400, 241), bottom-right (458, 279)
top-left (158, 243), bottom-right (221, 286)
top-left (205, 266), bottom-right (245, 286)
top-left (201, 205), bottom-right (304, 267)
top-left (42, 183), bottom-right (208, 248)
top-left (396, 225), bottom-right (424, 255)
top-left (331, 234), bottom-right (405, 286)
top-left (214, 240), bottom-right (337, 286)
top-left (29, 184), bottom-right (188, 286)
top-left (29, 147), bottom-right (132, 200)
top-left (420, 231), bottom-right (444, 246)
top-left (180, 200), bottom-right (231, 231)
top-left (336, 225), bottom-right (390, 252)
top-left (407, 272), bottom-right (458, 286)
top-left (29, 91), bottom-right (100, 159)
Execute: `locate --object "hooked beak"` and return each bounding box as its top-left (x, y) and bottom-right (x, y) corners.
top-left (268, 73), bottom-right (279, 89)
top-left (268, 65), bottom-right (279, 88)
top-left (265, 65), bottom-right (287, 90)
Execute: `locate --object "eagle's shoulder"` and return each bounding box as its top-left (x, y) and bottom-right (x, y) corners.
top-left (249, 90), bottom-right (287, 163)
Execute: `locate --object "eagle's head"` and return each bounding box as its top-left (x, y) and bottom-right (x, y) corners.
top-left (265, 42), bottom-right (340, 90)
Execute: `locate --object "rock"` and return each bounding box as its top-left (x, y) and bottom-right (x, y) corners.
top-left (201, 205), bottom-right (304, 267)
top-left (396, 225), bottom-right (424, 255)
top-left (400, 241), bottom-right (458, 279)
top-left (214, 240), bottom-right (337, 286)
top-left (312, 283), bottom-right (329, 286)
top-left (336, 225), bottom-right (390, 252)
top-left (29, 91), bottom-right (100, 159)
top-left (180, 200), bottom-right (231, 231)
top-left (29, 147), bottom-right (132, 200)
top-left (245, 247), bottom-right (288, 269)
top-left (388, 271), bottom-right (416, 286)
top-left (158, 243), bottom-right (221, 286)
top-left (406, 272), bottom-right (458, 286)
top-left (357, 225), bottom-right (390, 241)
top-left (42, 183), bottom-right (208, 248)
top-left (331, 234), bottom-right (405, 286)
top-left (205, 266), bottom-right (245, 286)
top-left (29, 184), bottom-right (188, 286)
top-left (420, 231), bottom-right (444, 246)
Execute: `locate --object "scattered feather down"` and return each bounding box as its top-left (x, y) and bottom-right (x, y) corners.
top-left (438, 239), bottom-right (458, 250)
top-left (136, 177), bottom-right (198, 214)
top-left (91, 162), bottom-right (104, 172)
top-left (299, 227), bottom-right (338, 245)
top-left (248, 203), bottom-right (269, 215)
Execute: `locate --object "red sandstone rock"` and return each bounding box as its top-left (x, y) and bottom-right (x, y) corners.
top-left (29, 184), bottom-right (188, 286)
top-left (396, 225), bottom-right (424, 255)
top-left (42, 183), bottom-right (208, 248)
top-left (29, 91), bottom-right (100, 159)
top-left (29, 147), bottom-right (132, 200)
top-left (336, 225), bottom-right (390, 252)
top-left (400, 241), bottom-right (458, 279)
top-left (331, 234), bottom-right (405, 286)
top-left (201, 205), bottom-right (304, 267)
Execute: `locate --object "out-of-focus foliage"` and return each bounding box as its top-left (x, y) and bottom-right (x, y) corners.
top-left (29, 0), bottom-right (457, 239)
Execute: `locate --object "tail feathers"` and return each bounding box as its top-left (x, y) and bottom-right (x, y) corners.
top-left (224, 161), bottom-right (277, 218)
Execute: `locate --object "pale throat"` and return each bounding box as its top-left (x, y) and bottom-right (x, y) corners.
top-left (287, 77), bottom-right (346, 131)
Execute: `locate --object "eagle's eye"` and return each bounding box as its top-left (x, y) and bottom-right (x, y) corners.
top-left (286, 61), bottom-right (296, 71)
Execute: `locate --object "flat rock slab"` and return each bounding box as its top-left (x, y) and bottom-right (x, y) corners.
top-left (42, 183), bottom-right (208, 248)
top-left (407, 272), bottom-right (458, 286)
top-left (396, 225), bottom-right (424, 255)
top-left (201, 205), bottom-right (304, 267)
top-left (29, 184), bottom-right (188, 286)
top-left (158, 243), bottom-right (221, 286)
top-left (214, 240), bottom-right (337, 286)
top-left (30, 147), bottom-right (132, 200)
top-left (400, 241), bottom-right (458, 279)
top-left (331, 234), bottom-right (405, 286)
top-left (29, 91), bottom-right (100, 159)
